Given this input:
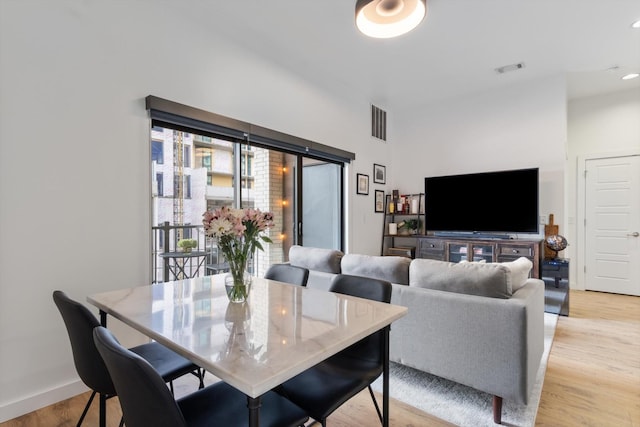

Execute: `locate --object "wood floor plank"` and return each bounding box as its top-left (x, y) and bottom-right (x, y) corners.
top-left (535, 290), bottom-right (640, 427)
top-left (2, 290), bottom-right (638, 426)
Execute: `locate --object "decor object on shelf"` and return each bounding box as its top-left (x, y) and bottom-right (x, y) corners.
top-left (355, 0), bottom-right (427, 39)
top-left (410, 196), bottom-right (419, 214)
top-left (544, 235), bottom-right (568, 259)
top-left (373, 163), bottom-right (386, 184)
top-left (203, 207), bottom-right (274, 303)
top-left (399, 218), bottom-right (420, 234)
top-left (177, 238), bottom-right (197, 252)
top-left (356, 173), bottom-right (369, 195)
top-left (389, 222), bottom-right (398, 235)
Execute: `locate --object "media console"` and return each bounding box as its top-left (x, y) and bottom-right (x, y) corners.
top-left (415, 235), bottom-right (542, 279)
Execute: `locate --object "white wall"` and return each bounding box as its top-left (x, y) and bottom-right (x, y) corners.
top-left (3, 1), bottom-right (630, 421)
top-left (567, 88), bottom-right (640, 289)
top-left (0, 1), bottom-right (391, 420)
top-left (393, 76), bottom-right (568, 239)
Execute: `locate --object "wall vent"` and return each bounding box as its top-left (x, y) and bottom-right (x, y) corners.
top-left (495, 62), bottom-right (526, 74)
top-left (371, 104), bottom-right (387, 141)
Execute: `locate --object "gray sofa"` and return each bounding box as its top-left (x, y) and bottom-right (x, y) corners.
top-left (288, 245), bottom-right (545, 424)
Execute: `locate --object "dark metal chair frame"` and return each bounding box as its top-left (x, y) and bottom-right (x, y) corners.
top-left (53, 290), bottom-right (204, 427)
top-left (93, 326), bottom-right (309, 427)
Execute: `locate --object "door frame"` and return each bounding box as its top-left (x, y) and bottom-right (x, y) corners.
top-left (576, 149), bottom-right (640, 291)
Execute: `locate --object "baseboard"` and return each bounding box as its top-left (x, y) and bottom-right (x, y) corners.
top-left (0, 379), bottom-right (88, 423)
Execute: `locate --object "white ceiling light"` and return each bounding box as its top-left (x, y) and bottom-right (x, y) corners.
top-left (356, 0), bottom-right (427, 39)
top-left (622, 73), bottom-right (639, 80)
top-left (631, 20), bottom-right (640, 29)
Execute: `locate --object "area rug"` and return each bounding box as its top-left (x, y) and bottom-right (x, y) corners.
top-left (370, 312), bottom-right (558, 426)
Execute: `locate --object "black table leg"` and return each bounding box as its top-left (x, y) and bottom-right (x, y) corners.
top-left (99, 393), bottom-right (107, 427)
top-left (100, 310), bottom-right (107, 327)
top-left (383, 325), bottom-right (390, 427)
top-left (247, 395), bottom-right (261, 427)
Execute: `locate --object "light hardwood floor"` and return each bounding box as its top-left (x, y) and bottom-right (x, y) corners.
top-left (2, 290), bottom-right (638, 426)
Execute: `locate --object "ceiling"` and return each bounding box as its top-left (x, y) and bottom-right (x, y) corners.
top-left (180, 1), bottom-right (640, 113)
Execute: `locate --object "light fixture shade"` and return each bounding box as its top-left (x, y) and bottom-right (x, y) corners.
top-left (356, 0), bottom-right (427, 39)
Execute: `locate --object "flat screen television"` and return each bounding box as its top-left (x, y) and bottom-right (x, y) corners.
top-left (424, 168), bottom-right (539, 236)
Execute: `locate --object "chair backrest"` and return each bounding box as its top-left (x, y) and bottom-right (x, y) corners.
top-left (265, 263), bottom-right (309, 287)
top-left (93, 326), bottom-right (187, 427)
top-left (52, 290), bottom-right (115, 394)
top-left (329, 274), bottom-right (392, 363)
top-left (329, 274), bottom-right (392, 303)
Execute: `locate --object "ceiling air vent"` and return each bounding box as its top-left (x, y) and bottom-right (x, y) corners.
top-left (495, 62), bottom-right (526, 74)
top-left (371, 104), bottom-right (387, 141)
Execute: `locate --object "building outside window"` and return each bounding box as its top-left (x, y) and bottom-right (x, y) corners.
top-left (156, 172), bottom-right (163, 196)
top-left (152, 140), bottom-right (163, 164)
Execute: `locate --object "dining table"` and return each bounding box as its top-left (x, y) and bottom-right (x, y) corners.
top-left (87, 274), bottom-right (407, 427)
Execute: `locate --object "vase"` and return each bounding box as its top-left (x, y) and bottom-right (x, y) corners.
top-left (225, 270), bottom-right (252, 303)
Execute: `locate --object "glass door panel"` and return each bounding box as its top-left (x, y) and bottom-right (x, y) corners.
top-left (470, 244), bottom-right (494, 262)
top-left (302, 159), bottom-right (342, 250)
top-left (448, 243), bottom-right (468, 262)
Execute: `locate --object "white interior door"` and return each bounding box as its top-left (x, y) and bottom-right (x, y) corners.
top-left (585, 155), bottom-right (640, 295)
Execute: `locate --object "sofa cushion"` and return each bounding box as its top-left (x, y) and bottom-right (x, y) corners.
top-left (501, 257), bottom-right (533, 292)
top-left (289, 245), bottom-right (343, 274)
top-left (409, 257), bottom-right (532, 299)
top-left (341, 254), bottom-right (411, 285)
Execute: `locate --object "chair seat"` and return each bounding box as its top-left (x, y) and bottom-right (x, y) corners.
top-left (276, 353), bottom-right (382, 422)
top-left (131, 342), bottom-right (200, 382)
top-left (179, 381), bottom-right (308, 427)
top-left (273, 274), bottom-right (392, 426)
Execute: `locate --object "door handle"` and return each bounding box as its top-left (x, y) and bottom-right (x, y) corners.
top-left (628, 232), bottom-right (640, 237)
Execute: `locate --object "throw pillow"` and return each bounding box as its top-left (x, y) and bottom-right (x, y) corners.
top-left (410, 258), bottom-right (514, 298)
top-left (500, 257), bottom-right (533, 292)
top-left (341, 253), bottom-right (411, 285)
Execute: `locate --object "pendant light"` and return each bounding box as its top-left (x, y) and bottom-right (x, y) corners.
top-left (355, 0), bottom-right (427, 39)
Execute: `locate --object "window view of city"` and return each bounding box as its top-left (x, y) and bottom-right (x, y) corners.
top-left (150, 126), bottom-right (288, 282)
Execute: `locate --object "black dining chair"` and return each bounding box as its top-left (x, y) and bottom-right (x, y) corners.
top-left (275, 274), bottom-right (392, 427)
top-left (264, 264), bottom-right (309, 287)
top-left (93, 326), bottom-right (308, 427)
top-left (53, 290), bottom-right (204, 427)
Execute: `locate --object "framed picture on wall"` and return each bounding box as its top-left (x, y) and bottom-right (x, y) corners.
top-left (357, 173), bottom-right (369, 195)
top-left (373, 164), bottom-right (386, 184)
top-left (375, 190), bottom-right (384, 212)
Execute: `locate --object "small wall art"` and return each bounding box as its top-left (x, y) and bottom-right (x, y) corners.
top-left (357, 173), bottom-right (369, 195)
top-left (373, 164), bottom-right (386, 184)
top-left (375, 190), bottom-right (384, 212)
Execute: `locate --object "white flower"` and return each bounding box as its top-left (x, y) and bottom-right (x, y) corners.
top-left (207, 218), bottom-right (234, 237)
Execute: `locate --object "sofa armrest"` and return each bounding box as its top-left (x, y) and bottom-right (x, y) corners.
top-left (389, 278), bottom-right (544, 404)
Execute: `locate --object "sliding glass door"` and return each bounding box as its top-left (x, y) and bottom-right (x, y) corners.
top-left (150, 126), bottom-right (343, 282)
top-left (301, 159), bottom-right (342, 249)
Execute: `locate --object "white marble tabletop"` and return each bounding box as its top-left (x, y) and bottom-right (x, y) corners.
top-left (87, 275), bottom-right (407, 399)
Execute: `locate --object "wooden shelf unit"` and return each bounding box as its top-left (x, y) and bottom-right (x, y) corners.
top-left (380, 193), bottom-right (425, 258)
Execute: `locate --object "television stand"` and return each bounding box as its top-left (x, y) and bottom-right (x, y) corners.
top-left (416, 235), bottom-right (542, 278)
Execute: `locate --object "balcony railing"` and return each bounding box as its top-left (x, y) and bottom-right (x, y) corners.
top-left (152, 222), bottom-right (210, 283)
